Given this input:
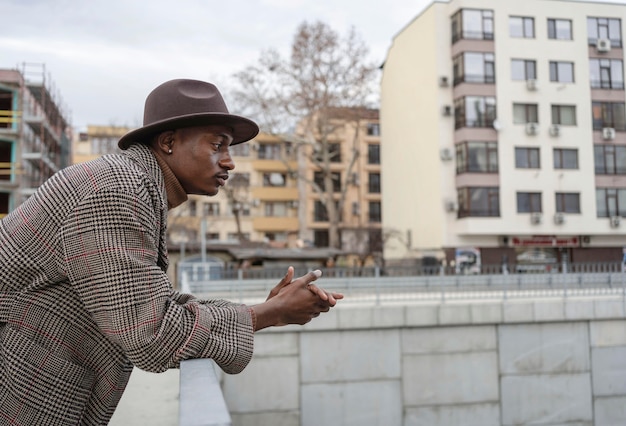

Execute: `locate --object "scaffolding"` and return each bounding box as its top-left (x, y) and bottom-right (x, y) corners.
top-left (0, 63), bottom-right (72, 215)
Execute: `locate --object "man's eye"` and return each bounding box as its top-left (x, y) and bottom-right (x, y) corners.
top-left (214, 143), bottom-right (223, 150)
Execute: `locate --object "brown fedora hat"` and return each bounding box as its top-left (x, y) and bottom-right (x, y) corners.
top-left (118, 79), bottom-right (259, 150)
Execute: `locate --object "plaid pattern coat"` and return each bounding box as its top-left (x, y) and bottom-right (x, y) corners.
top-left (0, 144), bottom-right (254, 425)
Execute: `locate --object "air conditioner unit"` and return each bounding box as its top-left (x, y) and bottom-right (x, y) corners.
top-left (439, 76), bottom-right (449, 87)
top-left (251, 199), bottom-right (261, 207)
top-left (440, 148), bottom-right (453, 161)
top-left (603, 127), bottom-right (616, 140)
top-left (549, 124), bottom-right (561, 137)
top-left (554, 212), bottom-right (565, 225)
top-left (597, 38), bottom-right (611, 53)
top-left (610, 215), bottom-right (621, 228)
top-left (530, 212), bottom-right (543, 225)
top-left (442, 105), bottom-right (452, 116)
top-left (526, 79), bottom-right (538, 91)
top-left (289, 200), bottom-right (299, 209)
top-left (445, 200), bottom-right (459, 212)
top-left (526, 122), bottom-right (539, 135)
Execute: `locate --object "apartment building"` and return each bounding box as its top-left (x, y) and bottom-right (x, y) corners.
top-left (73, 124), bottom-right (130, 164)
top-left (381, 0), bottom-right (626, 269)
top-left (169, 108), bottom-right (382, 267)
top-left (301, 108), bottom-right (383, 263)
top-left (0, 64), bottom-right (71, 218)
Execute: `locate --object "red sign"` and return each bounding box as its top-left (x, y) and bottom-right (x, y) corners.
top-left (511, 236), bottom-right (579, 247)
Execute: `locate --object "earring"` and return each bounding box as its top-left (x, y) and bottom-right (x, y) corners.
top-left (168, 149), bottom-right (172, 154)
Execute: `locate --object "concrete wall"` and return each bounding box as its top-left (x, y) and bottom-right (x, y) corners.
top-left (219, 296), bottom-right (626, 426)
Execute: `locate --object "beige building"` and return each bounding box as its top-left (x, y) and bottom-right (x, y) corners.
top-left (0, 64), bottom-right (72, 218)
top-left (381, 0), bottom-right (626, 268)
top-left (73, 125), bottom-right (130, 164)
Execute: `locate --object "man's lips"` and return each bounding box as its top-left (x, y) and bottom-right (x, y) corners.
top-left (216, 174), bottom-right (229, 186)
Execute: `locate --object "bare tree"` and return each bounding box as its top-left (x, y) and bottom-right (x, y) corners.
top-left (221, 172), bottom-right (251, 243)
top-left (232, 21), bottom-right (378, 249)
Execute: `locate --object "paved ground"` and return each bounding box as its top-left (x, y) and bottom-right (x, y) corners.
top-left (109, 367), bottom-right (180, 425)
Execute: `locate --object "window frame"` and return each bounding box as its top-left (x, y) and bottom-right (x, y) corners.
top-left (548, 18), bottom-right (573, 40)
top-left (551, 105), bottom-right (577, 126)
top-left (555, 192), bottom-right (581, 213)
top-left (509, 16), bottom-right (535, 38)
top-left (553, 148), bottom-right (579, 170)
top-left (549, 61), bottom-right (575, 83)
top-left (455, 141), bottom-right (499, 174)
top-left (458, 186), bottom-right (500, 218)
top-left (511, 59), bottom-right (537, 81)
top-left (516, 192), bottom-right (542, 213)
top-left (515, 147), bottom-right (541, 169)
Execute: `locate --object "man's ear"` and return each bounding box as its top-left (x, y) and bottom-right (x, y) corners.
top-left (153, 131), bottom-right (175, 155)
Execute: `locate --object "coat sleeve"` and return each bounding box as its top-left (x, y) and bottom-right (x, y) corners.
top-left (58, 185), bottom-right (254, 374)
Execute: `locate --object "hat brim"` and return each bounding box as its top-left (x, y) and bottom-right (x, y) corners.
top-left (118, 112), bottom-right (259, 150)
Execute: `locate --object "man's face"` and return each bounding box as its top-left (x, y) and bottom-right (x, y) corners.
top-left (167, 124), bottom-right (236, 196)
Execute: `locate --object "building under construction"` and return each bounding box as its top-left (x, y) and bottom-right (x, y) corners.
top-left (0, 64), bottom-right (72, 218)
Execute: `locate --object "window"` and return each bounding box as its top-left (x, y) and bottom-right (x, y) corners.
top-left (257, 143), bottom-right (282, 160)
top-left (230, 143), bottom-right (250, 157)
top-left (0, 140), bottom-right (13, 182)
top-left (0, 192), bottom-right (9, 216)
top-left (313, 230), bottom-right (329, 248)
top-left (554, 149), bottom-right (578, 169)
top-left (368, 173), bottom-right (381, 193)
top-left (458, 187), bottom-right (500, 217)
top-left (230, 173), bottom-right (250, 187)
top-left (203, 202), bottom-right (220, 216)
top-left (453, 52), bottom-right (495, 85)
top-left (205, 232), bottom-right (219, 241)
top-left (451, 9), bottom-right (494, 43)
top-left (513, 103), bottom-right (538, 124)
top-left (456, 141), bottom-right (498, 173)
top-left (594, 145), bottom-right (626, 175)
top-left (188, 200), bottom-right (197, 216)
top-left (515, 147), bottom-right (540, 169)
top-left (368, 144), bottom-right (380, 164)
top-left (314, 171), bottom-right (341, 192)
top-left (263, 172), bottom-right (287, 187)
top-left (549, 61), bottom-right (574, 83)
top-left (511, 59), bottom-right (537, 81)
top-left (587, 17), bottom-right (622, 47)
top-left (556, 192), bottom-right (580, 213)
top-left (313, 200), bottom-right (341, 222)
top-left (454, 96), bottom-right (497, 129)
top-left (369, 201), bottom-right (382, 222)
top-left (227, 232), bottom-right (250, 241)
top-left (548, 18), bottom-right (572, 40)
top-left (510, 16), bottom-right (534, 38)
top-left (590, 59), bottom-right (624, 89)
top-left (592, 102), bottom-right (626, 130)
top-left (264, 202), bottom-right (288, 217)
top-left (313, 143), bottom-right (342, 163)
top-left (517, 192), bottom-right (542, 213)
top-left (551, 105), bottom-right (577, 125)
top-left (596, 188), bottom-right (626, 217)
top-left (366, 123), bottom-right (380, 136)
top-left (314, 201), bottom-right (328, 222)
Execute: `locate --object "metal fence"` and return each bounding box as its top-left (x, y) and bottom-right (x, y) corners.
top-left (180, 262), bottom-right (626, 305)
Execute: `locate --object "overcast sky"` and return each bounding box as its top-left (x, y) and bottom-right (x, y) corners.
top-left (2, 0), bottom-right (625, 130)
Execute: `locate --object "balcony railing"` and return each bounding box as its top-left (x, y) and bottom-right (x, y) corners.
top-left (591, 80), bottom-right (625, 90)
top-left (179, 359), bottom-right (231, 426)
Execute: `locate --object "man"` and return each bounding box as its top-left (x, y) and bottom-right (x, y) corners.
top-left (0, 79), bottom-right (342, 425)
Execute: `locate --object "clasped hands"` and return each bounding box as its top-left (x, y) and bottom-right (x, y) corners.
top-left (251, 266), bottom-right (343, 331)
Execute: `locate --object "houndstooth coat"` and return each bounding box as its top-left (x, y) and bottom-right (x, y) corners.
top-left (0, 144), bottom-right (254, 425)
